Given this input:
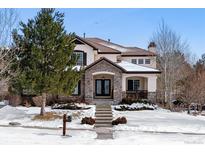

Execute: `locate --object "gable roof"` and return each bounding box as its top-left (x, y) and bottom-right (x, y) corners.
top-left (85, 57), bottom-right (160, 74)
top-left (85, 57), bottom-right (125, 71)
top-left (74, 36), bottom-right (98, 50)
top-left (84, 37), bottom-right (156, 56)
top-left (85, 38), bottom-right (121, 54)
top-left (121, 47), bottom-right (156, 57)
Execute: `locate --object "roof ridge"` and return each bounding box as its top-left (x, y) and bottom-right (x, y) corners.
top-left (85, 38), bottom-right (121, 53)
top-left (85, 57), bottom-right (126, 71)
top-left (86, 37), bottom-right (126, 48)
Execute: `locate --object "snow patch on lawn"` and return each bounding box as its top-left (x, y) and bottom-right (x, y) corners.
top-left (113, 108), bottom-right (205, 133)
top-left (0, 106), bottom-right (27, 120)
top-left (0, 105), bottom-right (95, 129)
top-left (0, 100), bottom-right (9, 106)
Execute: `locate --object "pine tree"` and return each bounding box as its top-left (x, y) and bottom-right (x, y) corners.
top-left (10, 9), bottom-right (82, 115)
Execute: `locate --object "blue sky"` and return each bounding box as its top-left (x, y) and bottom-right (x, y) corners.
top-left (17, 8), bottom-right (205, 58)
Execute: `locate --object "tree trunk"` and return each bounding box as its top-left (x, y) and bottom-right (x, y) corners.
top-left (40, 93), bottom-right (46, 116)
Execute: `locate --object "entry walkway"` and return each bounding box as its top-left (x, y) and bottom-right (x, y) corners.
top-left (95, 104), bottom-right (113, 139)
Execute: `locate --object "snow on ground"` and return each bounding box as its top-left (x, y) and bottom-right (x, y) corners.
top-left (0, 105), bottom-right (205, 144)
top-left (0, 127), bottom-right (205, 144)
top-left (0, 105), bottom-right (95, 129)
top-left (113, 107), bottom-right (205, 134)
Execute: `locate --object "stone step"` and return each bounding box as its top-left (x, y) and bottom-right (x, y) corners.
top-left (95, 111), bottom-right (112, 114)
top-left (95, 114), bottom-right (113, 117)
top-left (95, 117), bottom-right (113, 120)
top-left (93, 100), bottom-right (114, 105)
top-left (96, 107), bottom-right (111, 109)
top-left (96, 106), bottom-right (111, 108)
top-left (96, 104), bottom-right (111, 107)
top-left (96, 107), bottom-right (112, 110)
top-left (95, 120), bottom-right (112, 123)
top-left (95, 123), bottom-right (112, 127)
top-left (95, 112), bottom-right (112, 117)
top-left (96, 109), bottom-right (112, 112)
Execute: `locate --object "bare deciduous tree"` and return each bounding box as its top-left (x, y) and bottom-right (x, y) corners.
top-left (180, 60), bottom-right (205, 113)
top-left (0, 9), bottom-right (18, 95)
top-left (151, 20), bottom-right (191, 108)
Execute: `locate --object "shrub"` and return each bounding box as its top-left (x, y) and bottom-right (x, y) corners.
top-left (120, 117), bottom-right (127, 124)
top-left (52, 103), bottom-right (91, 110)
top-left (121, 98), bottom-right (133, 105)
top-left (112, 117), bottom-right (127, 125)
top-left (81, 117), bottom-right (95, 125)
top-left (121, 98), bottom-right (152, 105)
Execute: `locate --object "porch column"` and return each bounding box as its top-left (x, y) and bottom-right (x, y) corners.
top-left (147, 76), bottom-right (157, 92)
top-left (122, 75), bottom-right (126, 91)
top-left (147, 76), bottom-right (157, 103)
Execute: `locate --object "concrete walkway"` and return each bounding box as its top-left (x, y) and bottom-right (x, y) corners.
top-left (95, 104), bottom-right (113, 139)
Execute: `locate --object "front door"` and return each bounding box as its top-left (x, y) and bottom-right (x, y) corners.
top-left (95, 79), bottom-right (111, 97)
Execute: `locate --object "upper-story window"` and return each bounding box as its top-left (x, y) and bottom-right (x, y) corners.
top-left (145, 59), bottom-right (151, 64)
top-left (138, 59), bottom-right (144, 64)
top-left (131, 59), bottom-right (137, 64)
top-left (73, 50), bottom-right (87, 66)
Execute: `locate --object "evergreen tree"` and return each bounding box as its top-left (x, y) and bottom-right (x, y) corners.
top-left (10, 8), bottom-right (82, 115)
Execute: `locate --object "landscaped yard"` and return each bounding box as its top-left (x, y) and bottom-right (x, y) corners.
top-left (0, 105), bottom-right (95, 129)
top-left (0, 104), bottom-right (205, 144)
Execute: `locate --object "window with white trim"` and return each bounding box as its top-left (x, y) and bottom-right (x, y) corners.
top-left (131, 59), bottom-right (137, 64)
top-left (145, 59), bottom-right (151, 64)
top-left (138, 59), bottom-right (144, 64)
top-left (75, 52), bottom-right (84, 66)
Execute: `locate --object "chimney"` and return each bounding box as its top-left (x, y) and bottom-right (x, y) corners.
top-left (83, 33), bottom-right (86, 38)
top-left (148, 42), bottom-right (156, 53)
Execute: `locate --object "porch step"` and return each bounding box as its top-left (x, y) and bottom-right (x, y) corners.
top-left (93, 99), bottom-right (114, 105)
top-left (95, 117), bottom-right (113, 120)
top-left (96, 106), bottom-right (111, 111)
top-left (96, 119), bottom-right (112, 123)
top-left (95, 104), bottom-right (113, 129)
top-left (95, 114), bottom-right (113, 118)
top-left (95, 123), bottom-right (112, 127)
top-left (95, 111), bottom-right (112, 114)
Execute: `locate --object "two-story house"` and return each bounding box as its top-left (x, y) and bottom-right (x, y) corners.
top-left (72, 36), bottom-right (160, 104)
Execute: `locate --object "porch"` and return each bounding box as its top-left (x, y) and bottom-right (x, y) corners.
top-left (122, 74), bottom-right (157, 101)
top-left (126, 90), bottom-right (148, 100)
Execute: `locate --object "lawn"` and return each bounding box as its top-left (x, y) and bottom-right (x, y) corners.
top-left (0, 104), bottom-right (205, 144)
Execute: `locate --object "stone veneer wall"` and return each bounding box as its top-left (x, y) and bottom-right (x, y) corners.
top-left (84, 60), bottom-right (122, 104)
top-left (148, 92), bottom-right (156, 103)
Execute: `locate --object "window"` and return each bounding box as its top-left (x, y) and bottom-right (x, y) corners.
top-left (73, 51), bottom-right (87, 66)
top-left (75, 52), bottom-right (83, 65)
top-left (131, 59), bottom-right (137, 64)
top-left (145, 59), bottom-right (151, 64)
top-left (138, 59), bottom-right (144, 64)
top-left (127, 80), bottom-right (140, 91)
top-left (72, 81), bottom-right (81, 95)
top-left (95, 79), bottom-right (111, 96)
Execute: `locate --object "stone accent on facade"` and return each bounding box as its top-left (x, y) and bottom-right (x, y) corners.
top-left (121, 91), bottom-right (126, 100)
top-left (148, 92), bottom-right (156, 103)
top-left (85, 59), bottom-right (123, 104)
